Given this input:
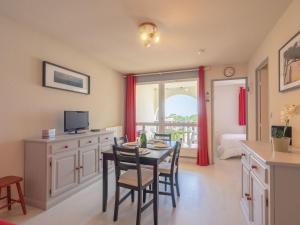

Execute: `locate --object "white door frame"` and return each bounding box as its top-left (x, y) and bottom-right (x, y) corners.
top-left (255, 58), bottom-right (269, 141)
top-left (210, 77), bottom-right (249, 164)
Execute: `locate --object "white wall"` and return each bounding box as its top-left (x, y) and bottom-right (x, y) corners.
top-left (248, 0), bottom-right (300, 147)
top-left (0, 15), bottom-right (124, 188)
top-left (213, 82), bottom-right (246, 154)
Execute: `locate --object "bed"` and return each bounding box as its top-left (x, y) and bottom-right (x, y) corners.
top-left (217, 133), bottom-right (246, 159)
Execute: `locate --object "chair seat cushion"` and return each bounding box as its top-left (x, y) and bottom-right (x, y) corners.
top-left (118, 168), bottom-right (153, 187)
top-left (0, 220), bottom-right (16, 225)
top-left (159, 162), bottom-right (176, 174)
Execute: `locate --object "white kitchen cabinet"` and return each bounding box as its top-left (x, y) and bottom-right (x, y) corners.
top-left (241, 141), bottom-right (300, 225)
top-left (250, 172), bottom-right (268, 225)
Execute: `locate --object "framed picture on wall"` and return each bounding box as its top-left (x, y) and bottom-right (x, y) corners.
top-left (43, 61), bottom-right (90, 94)
top-left (279, 30), bottom-right (300, 92)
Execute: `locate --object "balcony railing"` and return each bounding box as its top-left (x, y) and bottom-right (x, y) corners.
top-left (136, 122), bottom-right (198, 149)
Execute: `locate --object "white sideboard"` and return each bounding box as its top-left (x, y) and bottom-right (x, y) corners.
top-left (24, 131), bottom-right (114, 210)
top-left (240, 141), bottom-right (300, 225)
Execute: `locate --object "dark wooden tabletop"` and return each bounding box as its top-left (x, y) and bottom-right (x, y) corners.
top-left (102, 142), bottom-right (176, 164)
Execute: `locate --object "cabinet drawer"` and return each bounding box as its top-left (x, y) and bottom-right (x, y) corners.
top-left (241, 146), bottom-right (251, 168)
top-left (50, 140), bottom-right (78, 154)
top-left (250, 156), bottom-right (268, 184)
top-left (79, 136), bottom-right (99, 147)
top-left (100, 133), bottom-right (113, 144)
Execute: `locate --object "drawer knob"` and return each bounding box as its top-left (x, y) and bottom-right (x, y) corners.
top-left (64, 145), bottom-right (68, 149)
top-left (247, 196), bottom-right (252, 201)
top-left (251, 165), bottom-right (258, 169)
top-left (245, 193), bottom-right (250, 197)
top-left (241, 153), bottom-right (246, 157)
top-left (80, 166), bottom-right (83, 169)
top-left (88, 140), bottom-right (92, 143)
top-left (75, 167), bottom-right (79, 170)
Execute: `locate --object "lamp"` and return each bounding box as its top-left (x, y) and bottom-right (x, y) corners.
top-left (139, 22), bottom-right (160, 48)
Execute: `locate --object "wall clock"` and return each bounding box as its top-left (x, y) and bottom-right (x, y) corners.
top-left (224, 66), bottom-right (235, 77)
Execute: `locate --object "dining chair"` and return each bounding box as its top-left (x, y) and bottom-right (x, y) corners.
top-left (112, 145), bottom-right (154, 225)
top-left (158, 141), bottom-right (181, 207)
top-left (114, 135), bottom-right (128, 146)
top-left (154, 133), bottom-right (172, 142)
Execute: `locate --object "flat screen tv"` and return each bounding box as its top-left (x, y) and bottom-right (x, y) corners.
top-left (64, 111), bottom-right (89, 133)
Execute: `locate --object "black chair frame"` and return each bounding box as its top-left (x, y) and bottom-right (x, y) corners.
top-left (143, 141), bottom-right (181, 208)
top-left (112, 145), bottom-right (154, 225)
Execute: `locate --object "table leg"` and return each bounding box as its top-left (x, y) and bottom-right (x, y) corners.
top-left (153, 163), bottom-right (159, 225)
top-left (102, 156), bottom-right (108, 212)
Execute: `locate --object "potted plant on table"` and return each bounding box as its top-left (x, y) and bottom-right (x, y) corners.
top-left (272, 104), bottom-right (297, 152)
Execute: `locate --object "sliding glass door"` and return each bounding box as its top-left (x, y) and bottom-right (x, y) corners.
top-left (136, 80), bottom-right (198, 151)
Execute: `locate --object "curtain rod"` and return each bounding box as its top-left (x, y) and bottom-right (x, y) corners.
top-left (123, 66), bottom-right (211, 77)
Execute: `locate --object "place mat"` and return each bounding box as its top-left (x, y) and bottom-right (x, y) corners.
top-left (122, 142), bottom-right (138, 147)
top-left (148, 139), bottom-right (165, 144)
top-left (120, 148), bottom-right (151, 156)
top-left (152, 143), bottom-right (169, 148)
top-left (148, 144), bottom-right (171, 150)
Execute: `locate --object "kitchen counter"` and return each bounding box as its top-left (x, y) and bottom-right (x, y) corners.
top-left (242, 141), bottom-right (300, 166)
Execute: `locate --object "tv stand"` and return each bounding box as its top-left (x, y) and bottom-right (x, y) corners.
top-left (24, 130), bottom-right (114, 210)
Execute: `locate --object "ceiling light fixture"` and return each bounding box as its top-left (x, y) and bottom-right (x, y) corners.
top-left (139, 22), bottom-right (160, 48)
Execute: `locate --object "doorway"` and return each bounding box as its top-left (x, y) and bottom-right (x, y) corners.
top-left (256, 59), bottom-right (269, 142)
top-left (211, 78), bottom-right (248, 162)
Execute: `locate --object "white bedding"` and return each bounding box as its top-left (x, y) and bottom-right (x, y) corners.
top-left (217, 133), bottom-right (246, 159)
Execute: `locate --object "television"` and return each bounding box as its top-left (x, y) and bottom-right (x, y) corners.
top-left (64, 111), bottom-right (89, 133)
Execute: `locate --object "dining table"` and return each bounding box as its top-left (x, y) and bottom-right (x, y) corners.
top-left (101, 141), bottom-right (176, 225)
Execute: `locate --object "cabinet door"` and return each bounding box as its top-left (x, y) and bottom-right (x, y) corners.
top-left (50, 150), bottom-right (79, 197)
top-left (241, 164), bottom-right (251, 219)
top-left (250, 173), bottom-right (268, 225)
top-left (79, 145), bottom-right (99, 183)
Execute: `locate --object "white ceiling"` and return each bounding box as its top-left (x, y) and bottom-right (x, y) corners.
top-left (0, 0), bottom-right (292, 74)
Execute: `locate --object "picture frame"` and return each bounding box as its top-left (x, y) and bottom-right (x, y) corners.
top-left (278, 30), bottom-right (300, 92)
top-left (43, 61), bottom-right (90, 95)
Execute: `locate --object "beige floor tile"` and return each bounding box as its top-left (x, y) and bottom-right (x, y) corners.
top-left (0, 158), bottom-right (245, 225)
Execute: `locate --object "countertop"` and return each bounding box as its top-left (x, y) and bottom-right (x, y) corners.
top-left (24, 130), bottom-right (113, 143)
top-left (242, 141), bottom-right (300, 166)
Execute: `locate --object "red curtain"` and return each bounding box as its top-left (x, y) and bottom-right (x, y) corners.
top-left (239, 87), bottom-right (246, 126)
top-left (0, 220), bottom-right (16, 225)
top-left (197, 66), bottom-right (209, 166)
top-left (125, 74), bottom-right (136, 142)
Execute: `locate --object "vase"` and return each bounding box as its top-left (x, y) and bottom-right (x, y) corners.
top-left (272, 137), bottom-right (290, 152)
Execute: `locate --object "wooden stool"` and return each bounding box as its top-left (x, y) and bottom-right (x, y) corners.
top-left (0, 176), bottom-right (26, 215)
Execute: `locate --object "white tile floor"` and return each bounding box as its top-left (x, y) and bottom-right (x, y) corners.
top-left (0, 159), bottom-right (245, 225)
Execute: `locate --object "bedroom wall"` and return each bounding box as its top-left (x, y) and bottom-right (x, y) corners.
top-left (0, 15), bottom-right (125, 192)
top-left (247, 0), bottom-right (300, 147)
top-left (213, 82), bottom-right (246, 156)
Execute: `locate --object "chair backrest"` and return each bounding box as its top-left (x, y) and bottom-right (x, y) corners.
top-left (154, 133), bottom-right (171, 142)
top-left (171, 141), bottom-right (182, 173)
top-left (112, 145), bottom-right (142, 187)
top-left (114, 135), bottom-right (128, 146)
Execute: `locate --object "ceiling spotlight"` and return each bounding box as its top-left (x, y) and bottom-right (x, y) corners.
top-left (139, 22), bottom-right (160, 48)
